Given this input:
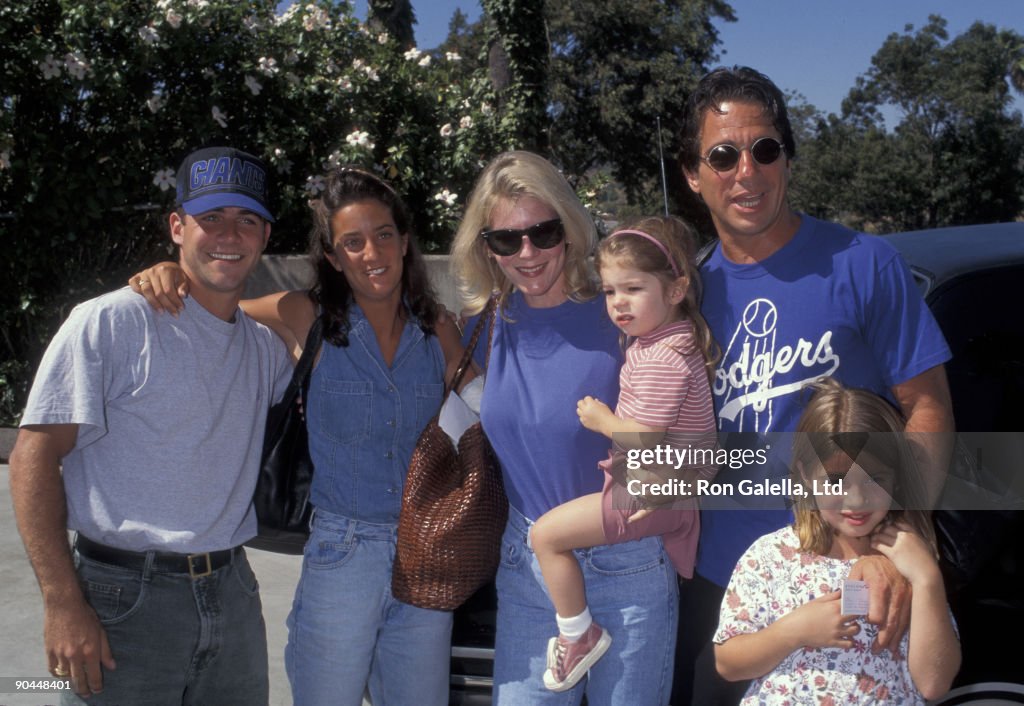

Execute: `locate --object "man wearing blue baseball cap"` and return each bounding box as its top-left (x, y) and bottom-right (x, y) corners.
top-left (10, 146), bottom-right (293, 705)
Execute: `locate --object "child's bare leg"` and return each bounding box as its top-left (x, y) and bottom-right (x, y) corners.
top-left (531, 492), bottom-right (607, 620)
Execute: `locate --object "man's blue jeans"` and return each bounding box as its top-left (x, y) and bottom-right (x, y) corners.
top-left (62, 546), bottom-right (268, 706)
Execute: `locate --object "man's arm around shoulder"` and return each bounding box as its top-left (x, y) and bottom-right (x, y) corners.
top-left (9, 425), bottom-right (115, 696)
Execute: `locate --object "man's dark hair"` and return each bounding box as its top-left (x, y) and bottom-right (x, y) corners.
top-left (679, 66), bottom-right (796, 172)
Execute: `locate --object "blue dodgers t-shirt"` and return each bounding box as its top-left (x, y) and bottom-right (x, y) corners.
top-left (465, 294), bottom-right (622, 520)
top-left (697, 215), bottom-right (951, 586)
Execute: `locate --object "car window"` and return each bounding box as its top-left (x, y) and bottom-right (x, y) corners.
top-left (927, 265), bottom-right (1024, 433)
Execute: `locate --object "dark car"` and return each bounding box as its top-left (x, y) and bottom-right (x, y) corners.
top-left (448, 221), bottom-right (1024, 705)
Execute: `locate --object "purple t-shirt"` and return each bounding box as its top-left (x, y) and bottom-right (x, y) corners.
top-left (466, 293), bottom-right (622, 520)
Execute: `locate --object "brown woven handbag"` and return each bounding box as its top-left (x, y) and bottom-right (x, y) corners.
top-left (392, 298), bottom-right (507, 610)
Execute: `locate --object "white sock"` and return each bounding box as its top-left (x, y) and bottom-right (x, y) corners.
top-left (556, 607), bottom-right (593, 642)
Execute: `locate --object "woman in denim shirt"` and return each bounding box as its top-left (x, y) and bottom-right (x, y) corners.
top-left (130, 168), bottom-right (463, 705)
top-left (450, 152), bottom-right (679, 705)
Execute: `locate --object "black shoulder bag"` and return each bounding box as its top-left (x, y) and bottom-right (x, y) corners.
top-left (246, 316), bottom-right (325, 555)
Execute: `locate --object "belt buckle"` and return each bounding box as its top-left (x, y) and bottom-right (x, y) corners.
top-left (187, 553), bottom-right (213, 579)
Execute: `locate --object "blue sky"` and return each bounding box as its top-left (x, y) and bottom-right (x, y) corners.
top-left (347, 0), bottom-right (1024, 119)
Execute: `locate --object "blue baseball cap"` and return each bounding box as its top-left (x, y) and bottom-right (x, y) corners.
top-left (175, 147), bottom-right (275, 222)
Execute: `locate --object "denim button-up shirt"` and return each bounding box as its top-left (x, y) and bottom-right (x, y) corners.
top-left (307, 306), bottom-right (446, 524)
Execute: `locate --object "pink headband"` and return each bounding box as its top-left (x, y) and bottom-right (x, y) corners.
top-left (608, 229), bottom-right (680, 277)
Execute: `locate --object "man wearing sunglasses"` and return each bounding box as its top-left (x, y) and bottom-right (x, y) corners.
top-left (672, 66), bottom-right (955, 705)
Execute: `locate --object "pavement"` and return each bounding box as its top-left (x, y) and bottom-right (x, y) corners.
top-left (0, 464), bottom-right (303, 706)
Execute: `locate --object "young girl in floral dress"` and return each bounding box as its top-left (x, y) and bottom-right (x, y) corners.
top-left (714, 379), bottom-right (960, 704)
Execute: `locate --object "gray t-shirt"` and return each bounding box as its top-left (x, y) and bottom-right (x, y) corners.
top-left (21, 287), bottom-right (292, 553)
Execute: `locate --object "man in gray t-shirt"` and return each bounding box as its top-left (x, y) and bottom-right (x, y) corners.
top-left (9, 147), bottom-right (292, 704)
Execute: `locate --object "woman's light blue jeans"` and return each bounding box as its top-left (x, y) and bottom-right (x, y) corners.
top-left (285, 509), bottom-right (452, 706)
top-left (494, 506), bottom-right (678, 705)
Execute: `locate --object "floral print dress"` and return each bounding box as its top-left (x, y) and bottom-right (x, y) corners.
top-left (713, 525), bottom-right (928, 705)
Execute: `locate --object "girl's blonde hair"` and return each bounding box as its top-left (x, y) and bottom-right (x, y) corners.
top-left (450, 151), bottom-right (599, 315)
top-left (595, 216), bottom-right (718, 378)
top-left (791, 378), bottom-right (936, 556)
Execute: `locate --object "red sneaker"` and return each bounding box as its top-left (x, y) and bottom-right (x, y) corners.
top-left (542, 622), bottom-right (612, 692)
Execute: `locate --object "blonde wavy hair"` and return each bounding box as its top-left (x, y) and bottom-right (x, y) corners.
top-left (450, 151), bottom-right (599, 315)
top-left (791, 378), bottom-right (936, 557)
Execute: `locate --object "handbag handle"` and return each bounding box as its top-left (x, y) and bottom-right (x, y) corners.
top-left (445, 297), bottom-right (496, 397)
top-left (284, 315), bottom-right (325, 402)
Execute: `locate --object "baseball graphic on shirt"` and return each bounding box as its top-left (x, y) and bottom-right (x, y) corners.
top-left (742, 299), bottom-right (777, 338)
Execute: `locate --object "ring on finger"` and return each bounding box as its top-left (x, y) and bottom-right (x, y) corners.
top-left (137, 278), bottom-right (150, 287)
top-left (53, 666), bottom-right (69, 677)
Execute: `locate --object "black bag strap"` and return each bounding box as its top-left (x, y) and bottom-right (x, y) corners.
top-left (446, 297), bottom-right (496, 397)
top-left (285, 315), bottom-right (325, 401)
top-left (696, 237), bottom-right (718, 267)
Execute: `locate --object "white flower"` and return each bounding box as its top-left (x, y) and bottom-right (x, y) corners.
top-left (64, 52), bottom-right (90, 80)
top-left (480, 103), bottom-right (494, 116)
top-left (305, 175), bottom-right (326, 194)
top-left (243, 15), bottom-right (261, 33)
top-left (352, 58), bottom-right (365, 70)
top-left (39, 54), bottom-right (61, 79)
top-left (138, 25), bottom-right (160, 44)
top-left (258, 56), bottom-right (279, 76)
top-left (377, 32), bottom-right (389, 44)
top-left (362, 66), bottom-right (379, 82)
top-left (323, 150), bottom-right (343, 170)
top-left (211, 106), bottom-right (228, 128)
top-left (440, 123), bottom-right (453, 137)
top-left (403, 48), bottom-right (422, 61)
top-left (459, 116), bottom-right (473, 130)
top-left (152, 167), bottom-right (175, 191)
top-left (187, 0), bottom-right (209, 8)
top-left (337, 76), bottom-right (353, 91)
top-left (0, 150), bottom-right (11, 170)
top-left (165, 9), bottom-right (183, 28)
top-left (418, 54), bottom-right (431, 68)
top-left (244, 75), bottom-right (262, 96)
top-left (446, 52), bottom-right (462, 62)
top-left (345, 130), bottom-right (374, 149)
top-left (145, 92), bottom-right (166, 114)
top-left (434, 189), bottom-right (458, 206)
top-left (156, 0), bottom-right (173, 10)
top-left (302, 6), bottom-right (330, 32)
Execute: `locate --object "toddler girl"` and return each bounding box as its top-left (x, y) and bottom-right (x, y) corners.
top-left (530, 216), bottom-right (718, 692)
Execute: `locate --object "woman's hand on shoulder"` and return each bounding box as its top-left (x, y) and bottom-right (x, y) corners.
top-left (128, 262), bottom-right (188, 315)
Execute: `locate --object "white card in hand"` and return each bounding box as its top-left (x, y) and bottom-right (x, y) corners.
top-left (841, 579), bottom-right (870, 615)
top-left (438, 389), bottom-right (478, 446)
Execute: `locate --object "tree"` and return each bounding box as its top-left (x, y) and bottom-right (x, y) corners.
top-left (368, 0), bottom-right (416, 49)
top-left (0, 0), bottom-right (511, 424)
top-left (545, 0), bottom-right (735, 216)
top-left (480, 0), bottom-right (549, 152)
top-left (791, 16), bottom-right (1024, 232)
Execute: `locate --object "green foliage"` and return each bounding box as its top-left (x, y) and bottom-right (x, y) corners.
top-left (546, 0), bottom-right (735, 214)
top-left (791, 16), bottom-right (1024, 233)
top-left (0, 0), bottom-right (515, 424)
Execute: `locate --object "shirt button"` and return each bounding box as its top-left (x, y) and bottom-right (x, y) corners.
top-left (386, 419), bottom-right (395, 426)
top-left (387, 385), bottom-right (396, 393)
top-left (385, 451), bottom-right (393, 459)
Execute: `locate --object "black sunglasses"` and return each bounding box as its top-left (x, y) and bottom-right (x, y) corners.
top-left (701, 136), bottom-right (786, 173)
top-left (480, 218), bottom-right (565, 257)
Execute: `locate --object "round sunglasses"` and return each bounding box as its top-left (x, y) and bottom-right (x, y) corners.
top-left (701, 136), bottom-right (786, 173)
top-left (480, 218), bottom-right (565, 257)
